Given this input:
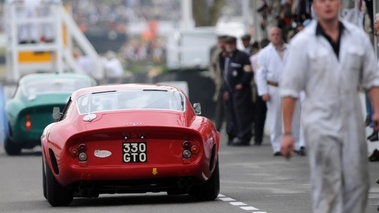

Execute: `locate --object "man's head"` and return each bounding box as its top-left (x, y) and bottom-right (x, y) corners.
top-left (312, 0), bottom-right (341, 23)
top-left (225, 36), bottom-right (237, 53)
top-left (241, 34), bottom-right (251, 48)
top-left (375, 13), bottom-right (379, 35)
top-left (268, 27), bottom-right (283, 46)
top-left (217, 35), bottom-right (227, 51)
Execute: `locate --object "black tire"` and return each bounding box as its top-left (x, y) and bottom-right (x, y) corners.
top-left (4, 136), bottom-right (21, 156)
top-left (45, 159), bottom-right (73, 206)
top-left (189, 159), bottom-right (220, 201)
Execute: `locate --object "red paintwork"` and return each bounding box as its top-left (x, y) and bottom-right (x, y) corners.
top-left (41, 84), bottom-right (220, 188)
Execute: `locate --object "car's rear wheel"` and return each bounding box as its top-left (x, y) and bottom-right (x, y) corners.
top-left (4, 136), bottom-right (21, 156)
top-left (189, 159), bottom-right (220, 201)
top-left (45, 159), bottom-right (73, 206)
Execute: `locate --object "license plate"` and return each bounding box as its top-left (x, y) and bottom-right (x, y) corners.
top-left (122, 142), bottom-right (147, 163)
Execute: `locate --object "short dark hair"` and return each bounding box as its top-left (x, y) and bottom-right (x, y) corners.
top-left (225, 36), bottom-right (237, 44)
top-left (241, 34), bottom-right (251, 41)
top-left (217, 35), bottom-right (228, 40)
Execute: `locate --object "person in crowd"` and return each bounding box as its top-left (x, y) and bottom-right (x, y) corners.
top-left (102, 50), bottom-right (124, 84)
top-left (280, 0), bottom-right (379, 212)
top-left (222, 36), bottom-right (254, 146)
top-left (209, 35), bottom-right (228, 132)
top-left (241, 34), bottom-right (254, 56)
top-left (39, 0), bottom-right (61, 43)
top-left (250, 39), bottom-right (269, 146)
top-left (368, 12), bottom-right (379, 161)
top-left (256, 27), bottom-right (304, 156)
top-left (6, 0), bottom-right (39, 44)
top-left (73, 47), bottom-right (96, 78)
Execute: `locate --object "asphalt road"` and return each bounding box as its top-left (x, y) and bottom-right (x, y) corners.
top-left (0, 129), bottom-right (379, 213)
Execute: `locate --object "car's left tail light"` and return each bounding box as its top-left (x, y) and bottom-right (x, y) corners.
top-left (70, 143), bottom-right (88, 163)
top-left (25, 115), bottom-right (32, 131)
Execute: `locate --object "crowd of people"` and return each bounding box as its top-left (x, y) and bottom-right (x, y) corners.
top-left (210, 0), bottom-right (379, 212)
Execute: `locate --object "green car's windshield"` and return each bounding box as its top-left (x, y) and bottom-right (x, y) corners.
top-left (23, 79), bottom-right (92, 98)
top-left (77, 90), bottom-right (185, 114)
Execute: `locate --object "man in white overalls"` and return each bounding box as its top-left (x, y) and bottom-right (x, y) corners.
top-left (256, 27), bottom-right (304, 156)
top-left (280, 0), bottom-right (379, 212)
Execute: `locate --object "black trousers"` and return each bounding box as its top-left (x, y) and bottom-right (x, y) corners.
top-left (214, 92), bottom-right (225, 131)
top-left (254, 94), bottom-right (267, 143)
top-left (224, 87), bottom-right (254, 143)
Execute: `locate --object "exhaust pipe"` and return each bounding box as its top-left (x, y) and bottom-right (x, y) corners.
top-left (78, 181), bottom-right (98, 198)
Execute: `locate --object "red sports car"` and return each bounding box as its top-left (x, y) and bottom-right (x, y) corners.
top-left (41, 84), bottom-right (220, 206)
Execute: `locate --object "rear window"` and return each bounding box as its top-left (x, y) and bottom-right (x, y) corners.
top-left (23, 79), bottom-right (92, 97)
top-left (76, 89), bottom-right (185, 114)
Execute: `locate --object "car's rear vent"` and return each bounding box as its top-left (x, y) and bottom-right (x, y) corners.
top-left (49, 149), bottom-right (60, 175)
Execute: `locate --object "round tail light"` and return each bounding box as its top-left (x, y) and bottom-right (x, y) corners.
top-left (78, 152), bottom-right (88, 161)
top-left (69, 148), bottom-right (79, 158)
top-left (182, 150), bottom-right (191, 158)
top-left (182, 141), bottom-right (191, 149)
top-left (78, 143), bottom-right (87, 152)
top-left (191, 145), bottom-right (199, 154)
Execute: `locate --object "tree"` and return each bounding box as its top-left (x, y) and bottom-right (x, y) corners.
top-left (192, 0), bottom-right (225, 26)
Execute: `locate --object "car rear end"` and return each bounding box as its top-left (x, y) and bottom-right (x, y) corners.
top-left (54, 125), bottom-right (218, 196)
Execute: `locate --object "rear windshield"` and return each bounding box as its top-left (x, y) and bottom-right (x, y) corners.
top-left (23, 79), bottom-right (92, 97)
top-left (76, 90), bottom-right (185, 114)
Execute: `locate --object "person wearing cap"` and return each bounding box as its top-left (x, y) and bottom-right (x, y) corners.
top-left (222, 36), bottom-right (254, 146)
top-left (241, 34), bottom-right (254, 56)
top-left (209, 35), bottom-right (228, 132)
top-left (256, 27), bottom-right (304, 156)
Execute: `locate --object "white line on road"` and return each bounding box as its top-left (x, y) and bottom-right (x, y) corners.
top-left (240, 206), bottom-right (259, 210)
top-left (230, 202), bottom-right (246, 206)
top-left (217, 194), bottom-right (268, 212)
top-left (219, 197), bottom-right (236, 201)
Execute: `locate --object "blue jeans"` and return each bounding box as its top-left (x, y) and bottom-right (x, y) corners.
top-left (366, 93), bottom-right (374, 128)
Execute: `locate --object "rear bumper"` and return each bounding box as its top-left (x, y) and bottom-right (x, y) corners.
top-left (11, 128), bottom-right (42, 147)
top-left (71, 177), bottom-right (201, 196)
top-left (57, 161), bottom-right (211, 188)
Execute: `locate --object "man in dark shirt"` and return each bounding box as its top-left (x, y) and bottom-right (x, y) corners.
top-left (222, 36), bottom-right (254, 146)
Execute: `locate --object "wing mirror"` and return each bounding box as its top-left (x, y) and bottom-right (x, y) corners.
top-left (193, 103), bottom-right (201, 115)
top-left (52, 107), bottom-right (62, 121)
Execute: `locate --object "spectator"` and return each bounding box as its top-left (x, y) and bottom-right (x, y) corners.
top-left (209, 35), bottom-right (228, 132)
top-left (73, 47), bottom-right (96, 78)
top-left (222, 36), bottom-right (254, 146)
top-left (6, 0), bottom-right (39, 44)
top-left (256, 27), bottom-right (304, 156)
top-left (241, 34), bottom-right (254, 56)
top-left (249, 39), bottom-right (269, 146)
top-left (39, 0), bottom-right (61, 43)
top-left (103, 50), bottom-right (124, 84)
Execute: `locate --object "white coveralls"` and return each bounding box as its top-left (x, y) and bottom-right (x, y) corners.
top-left (256, 43), bottom-right (304, 153)
top-left (39, 0), bottom-right (62, 42)
top-left (280, 20), bottom-right (379, 213)
top-left (6, 0), bottom-right (39, 43)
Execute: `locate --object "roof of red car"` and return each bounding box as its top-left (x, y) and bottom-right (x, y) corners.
top-left (71, 83), bottom-right (183, 99)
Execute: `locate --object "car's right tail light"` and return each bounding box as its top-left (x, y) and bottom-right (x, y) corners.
top-left (182, 140), bottom-right (200, 163)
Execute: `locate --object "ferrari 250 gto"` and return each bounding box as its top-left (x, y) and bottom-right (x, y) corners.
top-left (41, 84), bottom-right (220, 206)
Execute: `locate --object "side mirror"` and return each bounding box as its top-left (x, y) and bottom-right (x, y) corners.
top-left (193, 103), bottom-right (201, 115)
top-left (52, 107), bottom-right (62, 121)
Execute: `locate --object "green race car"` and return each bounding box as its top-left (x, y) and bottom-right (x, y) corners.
top-left (4, 73), bottom-right (96, 155)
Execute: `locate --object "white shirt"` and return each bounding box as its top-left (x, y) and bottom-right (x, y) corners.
top-left (256, 43), bottom-right (289, 96)
top-left (280, 20), bottom-right (379, 133)
top-left (103, 58), bottom-right (123, 78)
